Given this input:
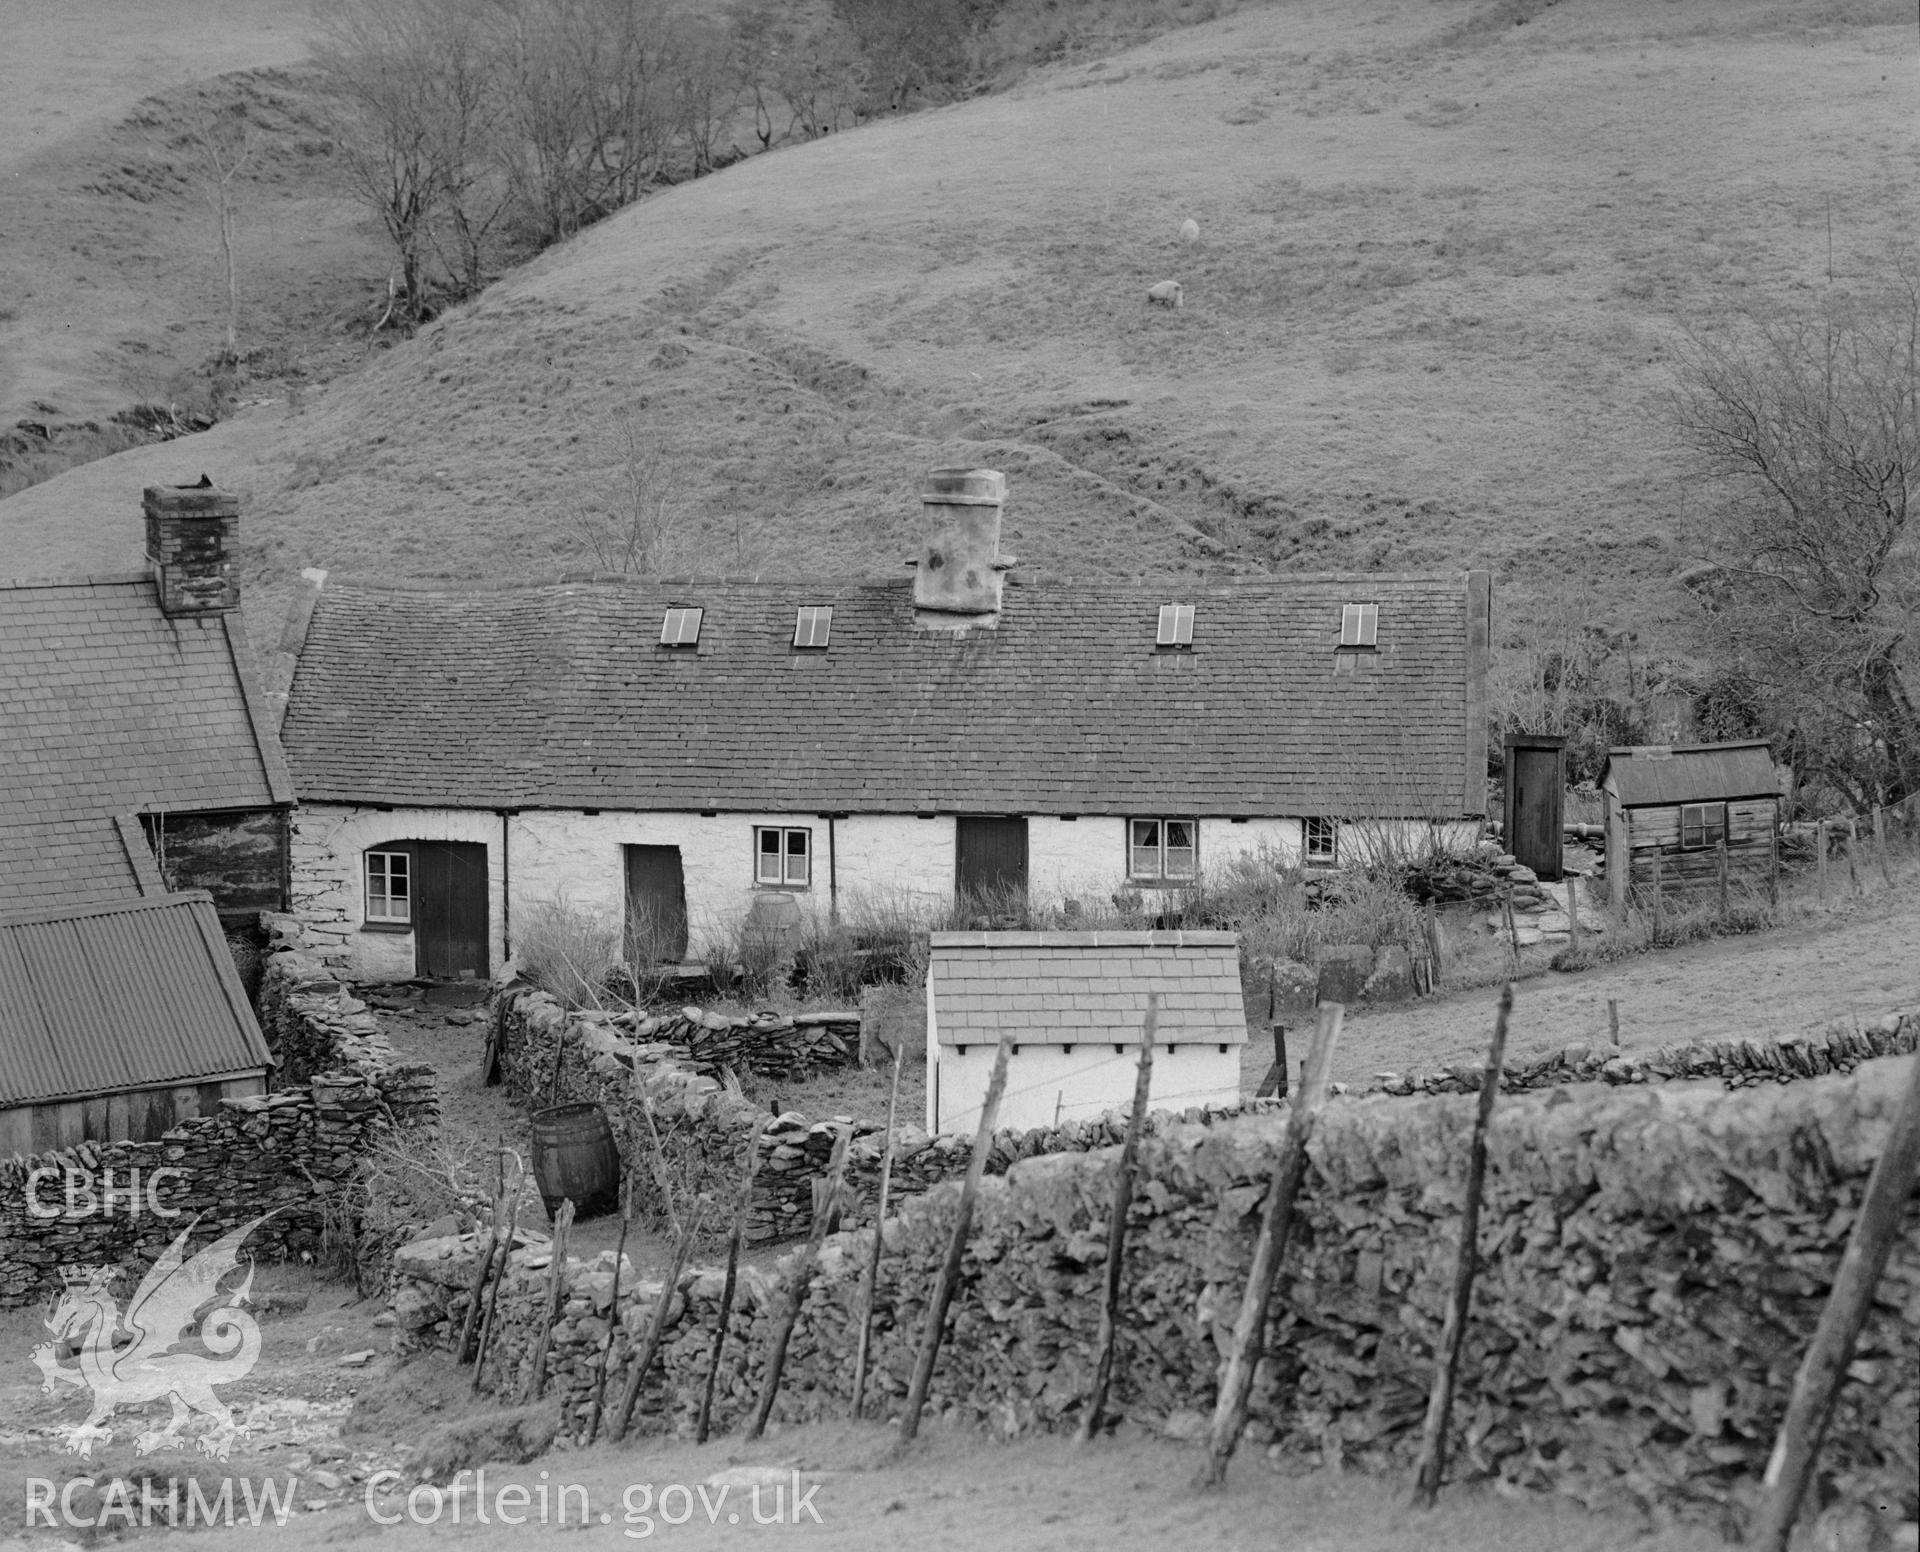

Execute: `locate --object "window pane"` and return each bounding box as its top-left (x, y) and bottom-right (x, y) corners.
top-left (786, 829), bottom-right (808, 858)
top-left (1707, 805), bottom-right (1726, 845)
top-left (756, 829), bottom-right (781, 883)
top-left (1358, 602), bottom-right (1378, 646)
top-left (1681, 806), bottom-right (1702, 848)
top-left (1340, 605), bottom-right (1362, 646)
top-left (787, 851), bottom-right (810, 886)
top-left (758, 828), bottom-right (781, 855)
top-left (1156, 606), bottom-right (1178, 645)
top-left (1174, 604), bottom-right (1194, 644)
top-left (1130, 819), bottom-right (1161, 877)
top-left (1164, 820), bottom-right (1196, 877)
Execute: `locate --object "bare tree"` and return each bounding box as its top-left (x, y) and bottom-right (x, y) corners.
top-left (1673, 256), bottom-right (1920, 808)
top-left (570, 412), bottom-right (687, 574)
top-left (188, 99), bottom-right (253, 363)
top-left (316, 0), bottom-right (481, 326)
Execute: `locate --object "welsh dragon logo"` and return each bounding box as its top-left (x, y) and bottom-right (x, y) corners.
top-left (30, 1213), bottom-right (273, 1461)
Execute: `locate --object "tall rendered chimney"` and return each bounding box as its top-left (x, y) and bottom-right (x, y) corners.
top-left (912, 468), bottom-right (1010, 627)
top-left (145, 480), bottom-right (239, 616)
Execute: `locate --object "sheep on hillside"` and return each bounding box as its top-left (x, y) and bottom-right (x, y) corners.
top-left (1179, 218), bottom-right (1200, 243)
top-left (1146, 280), bottom-right (1185, 309)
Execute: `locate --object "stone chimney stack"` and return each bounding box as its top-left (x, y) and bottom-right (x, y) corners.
top-left (912, 468), bottom-right (1011, 628)
top-left (145, 480), bottom-right (239, 616)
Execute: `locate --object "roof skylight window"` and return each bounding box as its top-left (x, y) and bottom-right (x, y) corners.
top-left (1339, 603), bottom-right (1378, 648)
top-left (793, 605), bottom-right (833, 649)
top-left (1157, 603), bottom-right (1195, 647)
top-left (661, 606), bottom-right (703, 646)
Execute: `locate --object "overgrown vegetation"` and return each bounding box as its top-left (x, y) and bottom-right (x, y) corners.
top-left (1672, 253), bottom-right (1920, 812)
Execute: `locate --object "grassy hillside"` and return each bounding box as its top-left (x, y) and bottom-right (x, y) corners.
top-left (2, 0), bottom-right (1912, 680)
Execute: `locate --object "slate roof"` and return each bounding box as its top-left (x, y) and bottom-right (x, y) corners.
top-left (1601, 740), bottom-right (1780, 808)
top-left (284, 574), bottom-right (1487, 817)
top-left (0, 891), bottom-right (274, 1107)
top-left (928, 930), bottom-right (1247, 1048)
top-left (0, 575), bottom-right (293, 914)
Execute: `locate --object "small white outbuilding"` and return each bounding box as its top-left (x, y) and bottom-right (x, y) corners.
top-left (925, 929), bottom-right (1248, 1135)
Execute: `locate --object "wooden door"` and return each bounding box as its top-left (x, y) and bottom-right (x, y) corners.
top-left (955, 817), bottom-right (1028, 914)
top-left (625, 845), bottom-right (689, 963)
top-left (415, 841), bottom-right (490, 978)
top-left (1506, 742), bottom-right (1564, 881)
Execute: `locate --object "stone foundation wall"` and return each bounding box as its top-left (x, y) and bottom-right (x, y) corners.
top-left (0, 918), bottom-right (439, 1307)
top-left (391, 1056), bottom-right (1920, 1532)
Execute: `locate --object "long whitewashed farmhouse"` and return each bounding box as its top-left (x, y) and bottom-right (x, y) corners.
top-left (278, 470), bottom-right (1492, 982)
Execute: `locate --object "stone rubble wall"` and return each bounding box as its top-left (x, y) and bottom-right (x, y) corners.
top-left (0, 917), bottom-right (439, 1307)
top-left (390, 1055), bottom-right (1919, 1532)
top-left (1370, 1010), bottom-right (1917, 1097)
top-left (496, 989), bottom-right (1272, 1244)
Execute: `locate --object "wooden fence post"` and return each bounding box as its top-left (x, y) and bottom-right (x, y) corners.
top-left (697, 1117), bottom-right (769, 1444)
top-left (1566, 875), bottom-right (1582, 955)
top-left (1752, 1050), bottom-right (1920, 1552)
top-left (1410, 983), bottom-right (1515, 1507)
top-left (612, 1202), bottom-right (708, 1442)
top-left (1817, 819), bottom-right (1829, 903)
top-left (747, 1127), bottom-right (851, 1440)
top-left (1874, 805), bottom-right (1893, 887)
top-left (1845, 818), bottom-right (1862, 896)
top-left (1502, 888), bottom-right (1519, 970)
top-left (1195, 1003), bottom-right (1344, 1489)
top-left (1651, 851), bottom-right (1664, 934)
top-left (585, 1206), bottom-right (631, 1445)
top-left (523, 1198), bottom-right (575, 1404)
top-left (897, 1030), bottom-right (1014, 1449)
top-left (1078, 995), bottom-right (1157, 1444)
top-left (1716, 839), bottom-right (1729, 921)
top-left (1426, 900), bottom-right (1445, 989)
top-left (471, 1163), bottom-right (527, 1394)
top-left (1607, 998), bottom-right (1620, 1050)
top-left (851, 1045), bottom-right (908, 1422)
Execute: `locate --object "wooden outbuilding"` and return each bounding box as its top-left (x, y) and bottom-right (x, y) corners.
top-left (1598, 740), bottom-right (1781, 915)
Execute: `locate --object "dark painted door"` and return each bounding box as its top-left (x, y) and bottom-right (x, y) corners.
top-left (415, 841), bottom-right (489, 978)
top-left (955, 817), bottom-right (1028, 914)
top-left (1507, 744), bottom-right (1564, 881)
top-left (625, 845), bottom-right (689, 963)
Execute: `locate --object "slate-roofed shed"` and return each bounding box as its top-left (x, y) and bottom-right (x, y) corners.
top-left (0, 571), bottom-right (293, 917)
top-left (1598, 741), bottom-right (1783, 912)
top-left (925, 929), bottom-right (1247, 1134)
top-left (0, 891), bottom-right (274, 1156)
top-left (283, 572), bottom-right (1492, 818)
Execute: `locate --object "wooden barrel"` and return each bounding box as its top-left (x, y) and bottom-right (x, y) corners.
top-left (531, 1103), bottom-right (621, 1222)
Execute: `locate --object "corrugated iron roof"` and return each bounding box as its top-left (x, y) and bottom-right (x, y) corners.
top-left (0, 891), bottom-right (273, 1107)
top-left (1601, 740), bottom-right (1780, 808)
top-left (929, 929), bottom-right (1247, 1048)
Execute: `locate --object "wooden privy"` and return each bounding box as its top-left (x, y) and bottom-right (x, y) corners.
top-left (1599, 740), bottom-right (1782, 915)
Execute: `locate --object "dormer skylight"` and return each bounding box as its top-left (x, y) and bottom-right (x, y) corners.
top-left (1157, 603), bottom-right (1195, 647)
top-left (661, 606), bottom-right (703, 646)
top-left (793, 605), bottom-right (833, 649)
top-left (1339, 603), bottom-right (1378, 648)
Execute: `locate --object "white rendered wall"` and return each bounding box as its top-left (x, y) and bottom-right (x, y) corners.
top-left (290, 803), bottom-right (507, 981)
top-left (930, 1040), bottom-right (1243, 1135)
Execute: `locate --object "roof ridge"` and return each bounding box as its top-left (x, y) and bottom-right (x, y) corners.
top-left (0, 571), bottom-right (151, 591)
top-left (0, 887), bottom-right (216, 931)
top-left (316, 570), bottom-right (1477, 596)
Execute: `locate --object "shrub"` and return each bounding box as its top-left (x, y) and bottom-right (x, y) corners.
top-left (515, 892), bottom-right (625, 1010)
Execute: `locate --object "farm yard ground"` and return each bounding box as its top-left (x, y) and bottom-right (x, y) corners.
top-left (0, 1331), bottom-right (1734, 1552)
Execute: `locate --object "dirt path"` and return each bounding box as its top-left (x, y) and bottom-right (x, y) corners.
top-left (1262, 883), bottom-right (1920, 1092)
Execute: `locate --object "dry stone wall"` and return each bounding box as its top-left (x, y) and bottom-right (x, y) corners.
top-left (1370, 1010), bottom-right (1917, 1097)
top-left (495, 990), bottom-right (1273, 1244)
top-left (0, 918), bottom-right (438, 1307)
top-left (391, 1055), bottom-right (1919, 1532)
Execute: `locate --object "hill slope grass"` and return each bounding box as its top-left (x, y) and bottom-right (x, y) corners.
top-left (2, 0), bottom-right (1912, 667)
